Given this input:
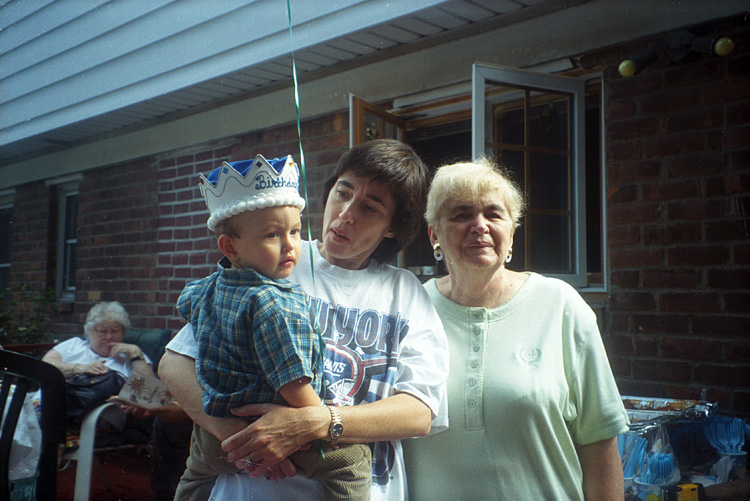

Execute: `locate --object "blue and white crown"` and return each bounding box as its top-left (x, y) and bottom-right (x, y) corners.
top-left (199, 154), bottom-right (306, 231)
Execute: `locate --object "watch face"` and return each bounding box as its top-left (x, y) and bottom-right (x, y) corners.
top-left (332, 423), bottom-right (344, 436)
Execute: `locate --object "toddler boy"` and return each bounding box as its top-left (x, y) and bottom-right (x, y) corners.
top-left (174, 155), bottom-right (371, 500)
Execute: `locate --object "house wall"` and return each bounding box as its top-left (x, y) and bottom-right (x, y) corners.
top-left (5, 17), bottom-right (749, 415)
top-left (594, 18), bottom-right (750, 414)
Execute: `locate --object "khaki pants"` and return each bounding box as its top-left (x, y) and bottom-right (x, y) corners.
top-left (174, 423), bottom-right (371, 501)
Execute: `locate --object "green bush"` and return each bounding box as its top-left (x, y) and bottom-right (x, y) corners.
top-left (0, 284), bottom-right (56, 345)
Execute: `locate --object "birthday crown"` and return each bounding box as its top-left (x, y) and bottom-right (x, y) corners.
top-left (199, 154), bottom-right (306, 231)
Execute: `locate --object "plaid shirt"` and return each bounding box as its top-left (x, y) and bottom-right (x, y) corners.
top-left (177, 258), bottom-right (323, 418)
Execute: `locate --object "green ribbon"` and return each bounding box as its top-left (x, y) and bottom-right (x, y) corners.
top-left (286, 0), bottom-right (328, 460)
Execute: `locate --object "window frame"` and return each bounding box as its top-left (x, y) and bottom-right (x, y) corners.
top-left (46, 176), bottom-right (81, 300)
top-left (0, 189), bottom-right (14, 291)
top-left (472, 63), bottom-right (589, 288)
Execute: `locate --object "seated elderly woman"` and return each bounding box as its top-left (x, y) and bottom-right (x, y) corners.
top-left (403, 158), bottom-right (630, 500)
top-left (43, 301), bottom-right (151, 379)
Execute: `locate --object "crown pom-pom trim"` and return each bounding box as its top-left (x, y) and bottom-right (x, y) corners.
top-left (206, 192), bottom-right (306, 232)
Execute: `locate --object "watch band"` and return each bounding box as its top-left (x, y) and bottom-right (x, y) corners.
top-left (327, 405), bottom-right (343, 445)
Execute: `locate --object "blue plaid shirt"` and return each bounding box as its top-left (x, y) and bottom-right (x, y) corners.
top-left (177, 258), bottom-right (324, 418)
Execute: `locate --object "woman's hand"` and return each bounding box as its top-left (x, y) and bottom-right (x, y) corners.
top-left (147, 403), bottom-right (191, 423)
top-left (121, 404), bottom-right (150, 419)
top-left (222, 403), bottom-right (329, 466)
top-left (78, 360), bottom-right (109, 375)
top-left (42, 349), bottom-right (108, 378)
top-left (109, 342), bottom-right (142, 361)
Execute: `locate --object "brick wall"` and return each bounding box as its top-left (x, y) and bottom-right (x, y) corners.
top-left (9, 181), bottom-right (52, 288)
top-left (598, 17), bottom-right (750, 415)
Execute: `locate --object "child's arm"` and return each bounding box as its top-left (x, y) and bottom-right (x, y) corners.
top-left (278, 377), bottom-right (322, 408)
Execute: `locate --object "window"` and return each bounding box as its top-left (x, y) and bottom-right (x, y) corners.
top-left (0, 190), bottom-right (14, 291)
top-left (46, 177), bottom-right (80, 299)
top-left (473, 63), bottom-right (604, 288)
top-left (351, 66), bottom-right (605, 289)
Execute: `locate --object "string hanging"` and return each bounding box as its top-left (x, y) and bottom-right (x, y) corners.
top-left (286, 0), bottom-right (328, 459)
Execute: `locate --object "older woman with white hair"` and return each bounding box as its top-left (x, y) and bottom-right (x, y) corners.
top-left (403, 158), bottom-right (629, 500)
top-left (43, 301), bottom-right (152, 378)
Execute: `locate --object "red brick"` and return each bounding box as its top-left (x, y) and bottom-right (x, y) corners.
top-left (664, 60), bottom-right (722, 86)
top-left (708, 269), bottom-right (750, 289)
top-left (692, 315), bottom-right (750, 337)
top-left (730, 149), bottom-right (749, 172)
top-left (727, 50), bottom-right (750, 79)
top-left (643, 179), bottom-right (698, 201)
top-left (706, 174), bottom-right (750, 196)
top-left (609, 292), bottom-right (657, 310)
top-left (608, 334), bottom-right (636, 355)
top-left (703, 79), bottom-right (750, 106)
top-left (609, 356), bottom-right (631, 377)
top-left (617, 381), bottom-right (664, 398)
top-left (607, 117), bottom-right (659, 141)
top-left (666, 385), bottom-right (704, 402)
top-left (609, 204), bottom-right (661, 225)
top-left (631, 314), bottom-right (690, 334)
top-left (611, 270), bottom-right (639, 288)
top-left (610, 247), bottom-right (662, 268)
top-left (707, 221), bottom-right (750, 244)
top-left (659, 292), bottom-right (720, 312)
top-left (735, 244), bottom-right (750, 264)
top-left (667, 200), bottom-right (726, 221)
top-left (608, 226), bottom-right (640, 246)
top-left (605, 100), bottom-right (635, 120)
top-left (694, 364), bottom-right (750, 388)
top-left (727, 343), bottom-right (750, 363)
top-left (734, 392), bottom-right (750, 416)
top-left (632, 359), bottom-right (691, 382)
top-left (659, 108), bottom-right (723, 134)
top-left (607, 73), bottom-right (662, 100)
top-left (606, 142), bottom-right (643, 162)
top-left (668, 245), bottom-right (730, 266)
top-left (607, 184), bottom-right (638, 204)
top-left (727, 101), bottom-right (750, 127)
top-left (643, 223), bottom-right (700, 245)
top-left (725, 292), bottom-right (750, 312)
top-left (632, 336), bottom-right (658, 356)
top-left (722, 126), bottom-right (750, 149)
top-left (642, 269), bottom-right (699, 288)
top-left (608, 160), bottom-right (660, 182)
top-left (640, 89), bottom-right (702, 115)
top-left (644, 133), bottom-right (704, 158)
top-left (660, 337), bottom-right (723, 360)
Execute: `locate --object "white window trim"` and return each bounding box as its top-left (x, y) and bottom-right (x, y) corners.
top-left (0, 189), bottom-right (14, 287)
top-left (46, 176), bottom-right (81, 300)
top-left (472, 62), bottom-right (588, 288)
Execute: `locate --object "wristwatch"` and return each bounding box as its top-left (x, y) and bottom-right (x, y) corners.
top-left (327, 405), bottom-right (343, 445)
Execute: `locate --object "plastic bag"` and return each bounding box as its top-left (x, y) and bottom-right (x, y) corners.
top-left (0, 387), bottom-right (42, 481)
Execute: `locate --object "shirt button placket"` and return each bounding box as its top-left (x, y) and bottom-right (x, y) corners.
top-left (466, 309), bottom-right (486, 430)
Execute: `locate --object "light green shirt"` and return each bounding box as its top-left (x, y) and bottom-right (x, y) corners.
top-left (404, 273), bottom-right (629, 500)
